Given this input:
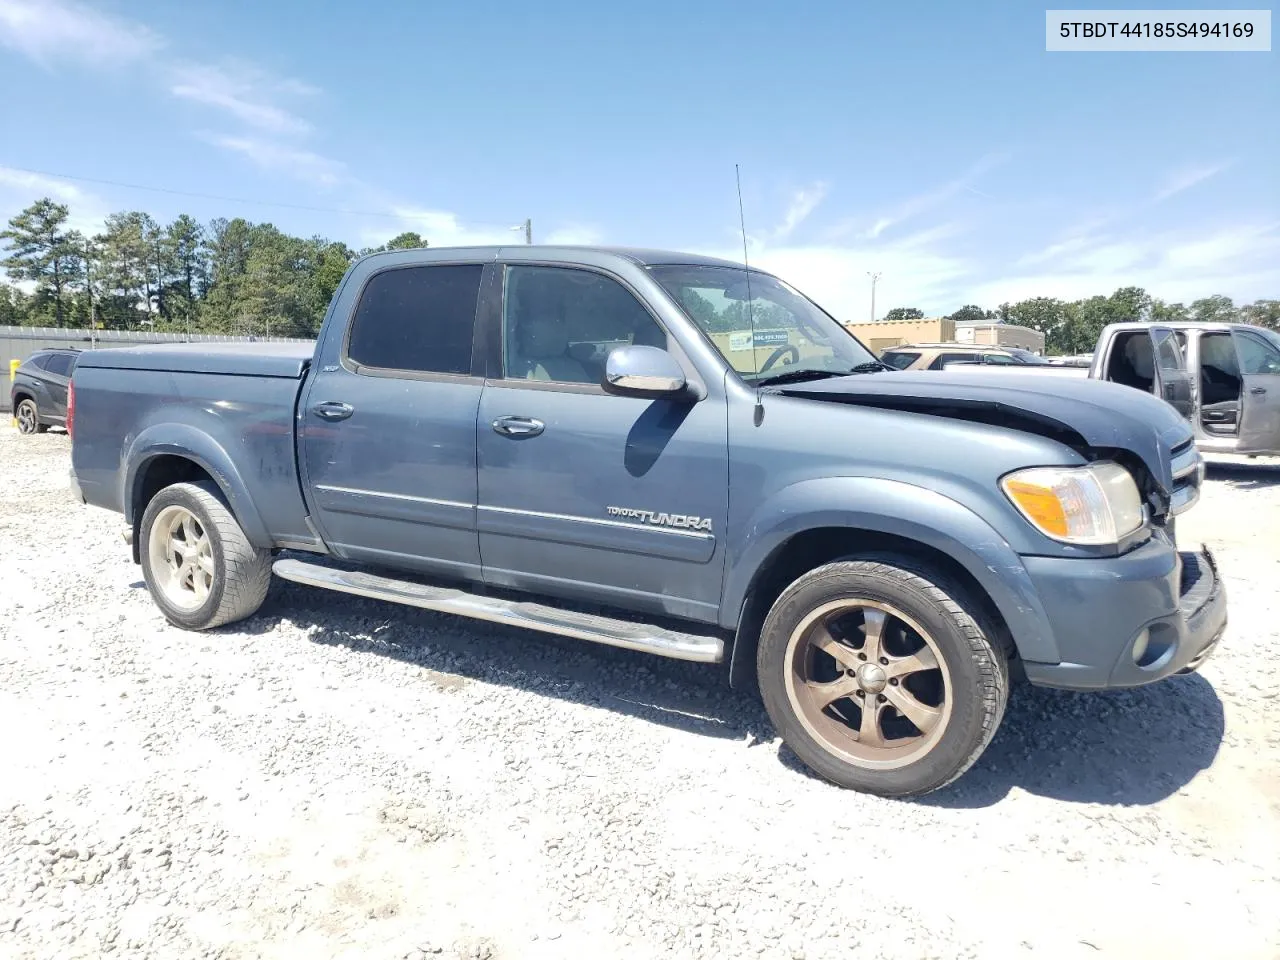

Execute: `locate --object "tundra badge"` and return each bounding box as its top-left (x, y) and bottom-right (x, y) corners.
top-left (606, 506), bottom-right (713, 532)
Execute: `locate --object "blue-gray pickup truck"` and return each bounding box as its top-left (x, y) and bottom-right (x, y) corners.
top-left (68, 246), bottom-right (1227, 797)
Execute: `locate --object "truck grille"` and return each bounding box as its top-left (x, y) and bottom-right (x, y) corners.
top-left (1168, 439), bottom-right (1204, 517)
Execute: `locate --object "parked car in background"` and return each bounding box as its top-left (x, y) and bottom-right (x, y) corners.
top-left (69, 245), bottom-right (1226, 798)
top-left (879, 343), bottom-right (1047, 370)
top-left (10, 348), bottom-right (80, 435)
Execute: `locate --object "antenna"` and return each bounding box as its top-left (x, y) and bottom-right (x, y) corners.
top-left (735, 164), bottom-right (763, 412)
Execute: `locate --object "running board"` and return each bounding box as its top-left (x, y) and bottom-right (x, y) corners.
top-left (271, 558), bottom-right (724, 664)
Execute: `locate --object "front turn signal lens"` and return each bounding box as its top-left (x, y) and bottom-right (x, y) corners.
top-left (1000, 462), bottom-right (1144, 546)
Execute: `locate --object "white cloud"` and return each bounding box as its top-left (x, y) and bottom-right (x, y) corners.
top-left (774, 182), bottom-right (828, 240)
top-left (1154, 160), bottom-right (1232, 202)
top-left (0, 0), bottom-right (161, 67)
top-left (542, 225), bottom-right (604, 246)
top-left (964, 222), bottom-right (1280, 307)
top-left (204, 136), bottom-right (345, 187)
top-left (859, 153), bottom-right (1006, 240)
top-left (171, 62), bottom-right (314, 136)
top-left (0, 166), bottom-right (83, 204)
top-left (0, 167), bottom-right (110, 236)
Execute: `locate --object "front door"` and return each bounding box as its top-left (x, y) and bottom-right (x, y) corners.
top-left (1150, 326), bottom-right (1194, 420)
top-left (299, 259), bottom-right (490, 582)
top-left (476, 263), bottom-right (729, 624)
top-left (1234, 327), bottom-right (1280, 454)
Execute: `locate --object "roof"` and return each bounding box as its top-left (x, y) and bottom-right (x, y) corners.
top-left (356, 244), bottom-right (747, 270)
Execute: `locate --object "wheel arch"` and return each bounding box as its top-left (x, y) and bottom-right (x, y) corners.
top-left (124, 426), bottom-right (272, 562)
top-left (723, 477), bottom-right (1060, 690)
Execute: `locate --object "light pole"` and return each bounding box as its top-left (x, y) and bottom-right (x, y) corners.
top-left (867, 271), bottom-right (882, 323)
top-left (511, 219), bottom-right (532, 244)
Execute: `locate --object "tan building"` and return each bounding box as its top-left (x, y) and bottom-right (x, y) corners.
top-left (955, 322), bottom-right (1045, 353)
top-left (844, 317), bottom-right (955, 353)
top-left (844, 317), bottom-right (1046, 356)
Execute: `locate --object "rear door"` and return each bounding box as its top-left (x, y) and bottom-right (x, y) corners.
top-left (1234, 328), bottom-right (1280, 454)
top-left (1151, 326), bottom-right (1194, 420)
top-left (298, 259), bottom-right (491, 581)
top-left (40, 352), bottom-right (74, 419)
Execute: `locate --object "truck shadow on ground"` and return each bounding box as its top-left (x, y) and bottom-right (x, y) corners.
top-left (1205, 460), bottom-right (1280, 490)
top-left (236, 579), bottom-right (1224, 809)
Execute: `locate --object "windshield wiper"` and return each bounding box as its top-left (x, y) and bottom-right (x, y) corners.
top-left (752, 369), bottom-right (848, 387)
top-left (753, 362), bottom-right (887, 387)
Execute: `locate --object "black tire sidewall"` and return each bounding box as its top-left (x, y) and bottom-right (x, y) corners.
top-left (140, 486), bottom-right (229, 630)
top-left (758, 561), bottom-right (998, 797)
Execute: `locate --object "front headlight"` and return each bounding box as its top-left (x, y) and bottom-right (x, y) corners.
top-left (1000, 461), bottom-right (1145, 545)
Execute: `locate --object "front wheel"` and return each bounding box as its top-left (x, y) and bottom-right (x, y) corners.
top-left (757, 557), bottom-right (1009, 798)
top-left (140, 481), bottom-right (272, 630)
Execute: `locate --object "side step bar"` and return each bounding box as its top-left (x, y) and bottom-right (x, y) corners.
top-left (271, 558), bottom-right (725, 664)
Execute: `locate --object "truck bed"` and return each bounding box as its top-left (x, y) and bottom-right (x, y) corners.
top-left (71, 342), bottom-right (320, 553)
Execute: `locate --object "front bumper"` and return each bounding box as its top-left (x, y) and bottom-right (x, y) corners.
top-left (1020, 536), bottom-right (1227, 691)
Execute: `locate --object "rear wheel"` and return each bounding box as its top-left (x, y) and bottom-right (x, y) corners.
top-left (15, 399), bottom-right (45, 435)
top-left (140, 481), bottom-right (272, 630)
top-left (757, 556), bottom-right (1009, 798)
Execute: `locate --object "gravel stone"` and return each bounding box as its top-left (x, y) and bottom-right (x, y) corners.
top-left (1, 430), bottom-right (1278, 959)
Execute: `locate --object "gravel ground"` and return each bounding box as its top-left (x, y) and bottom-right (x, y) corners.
top-left (1, 425), bottom-right (1278, 960)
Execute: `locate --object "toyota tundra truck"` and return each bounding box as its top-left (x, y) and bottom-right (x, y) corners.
top-left (67, 246), bottom-right (1228, 797)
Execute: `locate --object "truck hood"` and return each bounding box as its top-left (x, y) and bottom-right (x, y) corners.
top-left (773, 370), bottom-right (1194, 494)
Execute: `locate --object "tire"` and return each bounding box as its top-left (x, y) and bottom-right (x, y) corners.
top-left (15, 398), bottom-right (46, 435)
top-left (140, 481), bottom-right (272, 630)
top-left (757, 556), bottom-right (1009, 798)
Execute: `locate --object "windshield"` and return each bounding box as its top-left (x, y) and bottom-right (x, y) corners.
top-left (648, 264), bottom-right (878, 382)
top-left (1007, 348), bottom-right (1051, 365)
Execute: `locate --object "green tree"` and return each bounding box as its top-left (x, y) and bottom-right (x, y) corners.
top-left (1189, 295), bottom-right (1236, 323)
top-left (1150, 299), bottom-right (1190, 323)
top-left (202, 217), bottom-right (255, 332)
top-left (384, 231), bottom-right (428, 251)
top-left (1240, 299), bottom-right (1280, 331)
top-left (1003, 297), bottom-right (1076, 353)
top-left (0, 198), bottom-right (82, 326)
top-left (313, 241), bottom-right (353, 311)
top-left (946, 304), bottom-right (990, 324)
top-left (0, 282), bottom-right (30, 325)
top-left (164, 215), bottom-right (207, 330)
top-left (882, 307), bottom-right (924, 322)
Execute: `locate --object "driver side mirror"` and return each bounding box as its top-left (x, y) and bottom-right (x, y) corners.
top-left (602, 345), bottom-right (691, 399)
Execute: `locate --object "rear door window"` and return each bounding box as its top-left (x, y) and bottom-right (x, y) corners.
top-left (44, 354), bottom-right (73, 377)
top-left (346, 264), bottom-right (484, 375)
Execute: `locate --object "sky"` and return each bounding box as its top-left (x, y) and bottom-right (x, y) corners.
top-left (0, 0), bottom-right (1276, 321)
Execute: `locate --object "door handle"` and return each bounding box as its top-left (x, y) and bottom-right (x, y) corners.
top-left (492, 415), bottom-right (545, 438)
top-left (1250, 386), bottom-right (1267, 396)
top-left (312, 400), bottom-right (354, 421)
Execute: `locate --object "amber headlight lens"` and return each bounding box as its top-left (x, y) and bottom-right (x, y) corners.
top-left (1000, 462), bottom-right (1145, 545)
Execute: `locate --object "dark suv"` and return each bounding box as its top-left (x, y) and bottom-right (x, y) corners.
top-left (10, 348), bottom-right (80, 434)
